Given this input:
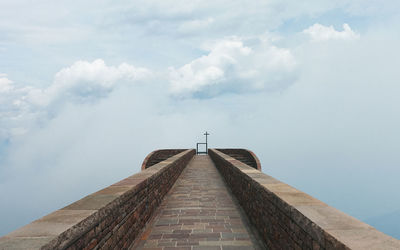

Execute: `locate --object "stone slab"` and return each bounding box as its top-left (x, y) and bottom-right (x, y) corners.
top-left (0, 237), bottom-right (54, 250)
top-left (6, 210), bottom-right (96, 237)
top-left (327, 228), bottom-right (400, 250)
top-left (133, 155), bottom-right (264, 250)
top-left (61, 193), bottom-right (119, 210)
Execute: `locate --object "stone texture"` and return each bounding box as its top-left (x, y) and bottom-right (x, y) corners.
top-left (0, 149), bottom-right (195, 250)
top-left (142, 149), bottom-right (187, 170)
top-left (209, 149), bottom-right (400, 250)
top-left (133, 155), bottom-right (264, 250)
top-left (0, 237), bottom-right (55, 250)
top-left (2, 148), bottom-right (399, 250)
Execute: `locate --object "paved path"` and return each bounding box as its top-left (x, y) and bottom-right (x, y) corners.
top-left (133, 155), bottom-right (263, 250)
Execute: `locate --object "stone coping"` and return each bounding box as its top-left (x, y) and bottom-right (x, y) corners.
top-left (141, 149), bottom-right (186, 170)
top-left (216, 148), bottom-right (262, 170)
top-left (0, 149), bottom-right (195, 250)
top-left (209, 149), bottom-right (400, 250)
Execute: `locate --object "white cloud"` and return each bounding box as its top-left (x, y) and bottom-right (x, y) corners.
top-left (303, 23), bottom-right (360, 41)
top-left (44, 59), bottom-right (151, 105)
top-left (0, 60), bottom-right (152, 140)
top-left (168, 37), bottom-right (297, 97)
top-left (2, 0), bottom-right (400, 239)
top-left (0, 74), bottom-right (36, 139)
top-left (168, 39), bottom-right (250, 95)
top-left (0, 74), bottom-right (13, 92)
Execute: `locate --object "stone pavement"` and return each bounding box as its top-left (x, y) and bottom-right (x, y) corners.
top-left (132, 155), bottom-right (264, 250)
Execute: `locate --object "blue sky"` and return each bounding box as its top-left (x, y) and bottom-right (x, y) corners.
top-left (1, 0), bottom-right (400, 239)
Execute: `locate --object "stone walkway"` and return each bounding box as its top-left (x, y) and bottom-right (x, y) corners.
top-left (133, 155), bottom-right (263, 250)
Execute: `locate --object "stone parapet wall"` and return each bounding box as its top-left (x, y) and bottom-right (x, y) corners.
top-left (216, 148), bottom-right (261, 170)
top-left (209, 149), bottom-right (400, 250)
top-left (141, 149), bottom-right (187, 170)
top-left (0, 149), bottom-right (195, 250)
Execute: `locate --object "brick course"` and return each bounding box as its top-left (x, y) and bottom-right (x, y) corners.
top-left (209, 149), bottom-right (400, 250)
top-left (2, 148), bottom-right (399, 250)
top-left (134, 155), bottom-right (264, 250)
top-left (0, 149), bottom-right (195, 250)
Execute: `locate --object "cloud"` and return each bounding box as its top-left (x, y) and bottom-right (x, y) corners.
top-left (178, 17), bottom-right (214, 34)
top-left (2, 0), bottom-right (400, 240)
top-left (303, 23), bottom-right (360, 41)
top-left (0, 74), bottom-right (13, 92)
top-left (0, 74), bottom-right (35, 139)
top-left (46, 59), bottom-right (151, 104)
top-left (0, 60), bottom-right (151, 140)
top-left (168, 37), bottom-right (297, 98)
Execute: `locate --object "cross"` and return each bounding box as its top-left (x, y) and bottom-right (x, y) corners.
top-left (204, 131), bottom-right (210, 144)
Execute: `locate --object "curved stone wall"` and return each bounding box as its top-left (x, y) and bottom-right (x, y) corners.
top-left (3, 148), bottom-right (399, 249)
top-left (216, 148), bottom-right (261, 170)
top-left (141, 149), bottom-right (186, 170)
top-left (209, 149), bottom-right (400, 250)
top-left (0, 149), bottom-right (195, 250)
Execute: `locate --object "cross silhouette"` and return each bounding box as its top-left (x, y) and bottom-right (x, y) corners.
top-left (204, 131), bottom-right (210, 144)
top-left (196, 132), bottom-right (210, 155)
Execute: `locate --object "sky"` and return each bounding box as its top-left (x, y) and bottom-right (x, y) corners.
top-left (1, 0), bottom-right (400, 239)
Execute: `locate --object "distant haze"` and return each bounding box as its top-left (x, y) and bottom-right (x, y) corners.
top-left (1, 0), bottom-right (400, 239)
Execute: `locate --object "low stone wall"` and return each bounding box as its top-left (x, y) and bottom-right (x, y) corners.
top-left (141, 149), bottom-right (186, 170)
top-left (216, 148), bottom-right (261, 170)
top-left (0, 149), bottom-right (195, 250)
top-left (209, 149), bottom-right (400, 250)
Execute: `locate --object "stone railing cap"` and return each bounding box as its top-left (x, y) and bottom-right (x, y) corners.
top-left (209, 149), bottom-right (400, 250)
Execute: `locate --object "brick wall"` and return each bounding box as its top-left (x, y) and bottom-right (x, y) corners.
top-left (216, 148), bottom-right (261, 170)
top-left (0, 149), bottom-right (195, 250)
top-left (209, 149), bottom-right (400, 250)
top-left (141, 149), bottom-right (186, 170)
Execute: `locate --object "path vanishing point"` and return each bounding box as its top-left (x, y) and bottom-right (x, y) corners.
top-left (1, 148), bottom-right (399, 249)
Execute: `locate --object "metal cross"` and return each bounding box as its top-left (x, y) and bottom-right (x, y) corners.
top-left (204, 131), bottom-right (210, 144)
top-left (196, 131), bottom-right (210, 155)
